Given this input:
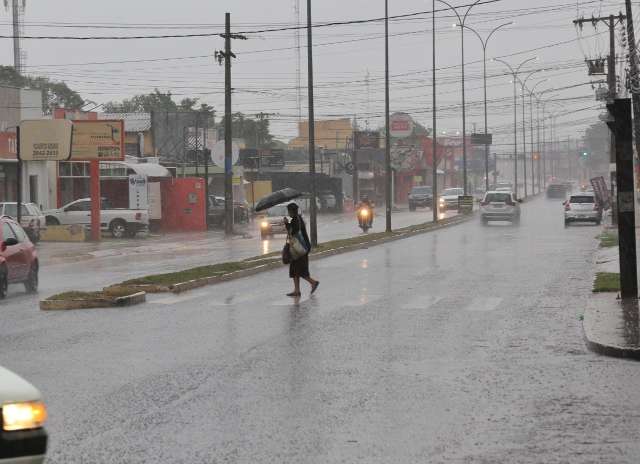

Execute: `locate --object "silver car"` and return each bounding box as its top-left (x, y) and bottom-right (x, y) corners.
top-left (480, 191), bottom-right (521, 225)
top-left (0, 202), bottom-right (46, 243)
top-left (564, 193), bottom-right (602, 226)
top-left (438, 188), bottom-right (465, 211)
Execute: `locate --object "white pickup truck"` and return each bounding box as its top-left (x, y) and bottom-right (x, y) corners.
top-left (44, 198), bottom-right (149, 238)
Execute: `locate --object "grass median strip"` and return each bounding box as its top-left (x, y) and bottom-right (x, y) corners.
top-left (593, 272), bottom-right (620, 292)
top-left (42, 214), bottom-right (469, 303)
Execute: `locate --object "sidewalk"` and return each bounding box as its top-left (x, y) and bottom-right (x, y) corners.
top-left (583, 223), bottom-right (640, 359)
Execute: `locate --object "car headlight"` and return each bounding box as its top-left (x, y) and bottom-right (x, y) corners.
top-left (360, 209), bottom-right (369, 217)
top-left (2, 401), bottom-right (47, 431)
top-left (260, 221), bottom-right (269, 228)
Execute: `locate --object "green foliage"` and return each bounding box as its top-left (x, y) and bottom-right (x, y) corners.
top-left (593, 272), bottom-right (620, 292)
top-left (220, 112), bottom-right (274, 148)
top-left (0, 65), bottom-right (84, 113)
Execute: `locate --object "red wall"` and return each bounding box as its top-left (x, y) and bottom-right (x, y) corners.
top-left (160, 177), bottom-right (206, 232)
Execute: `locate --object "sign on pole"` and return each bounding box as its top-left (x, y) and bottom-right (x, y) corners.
top-left (212, 140), bottom-right (239, 167)
top-left (389, 113), bottom-right (414, 139)
top-left (71, 120), bottom-right (125, 161)
top-left (18, 120), bottom-right (73, 161)
top-left (128, 174), bottom-right (149, 210)
top-left (470, 133), bottom-right (493, 146)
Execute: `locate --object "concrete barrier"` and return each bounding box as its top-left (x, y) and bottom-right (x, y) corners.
top-left (40, 225), bottom-right (87, 242)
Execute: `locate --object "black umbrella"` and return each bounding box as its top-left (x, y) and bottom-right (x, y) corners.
top-left (254, 188), bottom-right (303, 212)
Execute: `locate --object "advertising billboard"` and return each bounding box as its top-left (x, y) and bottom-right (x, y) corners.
top-left (19, 120), bottom-right (73, 161)
top-left (71, 120), bottom-right (125, 161)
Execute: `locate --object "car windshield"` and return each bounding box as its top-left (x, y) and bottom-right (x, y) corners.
top-left (485, 193), bottom-right (512, 203)
top-left (570, 195), bottom-right (595, 204)
top-left (3, 204), bottom-right (30, 217)
top-left (265, 205), bottom-right (289, 217)
top-left (442, 188), bottom-right (463, 196)
top-left (411, 187), bottom-right (432, 195)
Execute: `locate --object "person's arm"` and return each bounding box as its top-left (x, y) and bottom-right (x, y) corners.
top-left (299, 216), bottom-right (311, 249)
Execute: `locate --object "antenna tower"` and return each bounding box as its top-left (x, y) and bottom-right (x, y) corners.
top-left (293, 0), bottom-right (302, 121)
top-left (5, 0), bottom-right (26, 74)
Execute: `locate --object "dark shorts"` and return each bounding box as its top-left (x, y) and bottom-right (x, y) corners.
top-left (289, 253), bottom-right (310, 279)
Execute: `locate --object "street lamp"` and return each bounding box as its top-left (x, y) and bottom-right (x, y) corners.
top-left (526, 78), bottom-right (547, 195)
top-left (436, 0), bottom-right (482, 194)
top-left (456, 21), bottom-right (512, 191)
top-left (493, 56), bottom-right (537, 199)
top-left (519, 68), bottom-right (544, 197)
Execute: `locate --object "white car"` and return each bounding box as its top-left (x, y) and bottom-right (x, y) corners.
top-left (480, 191), bottom-right (521, 225)
top-left (0, 203), bottom-right (46, 243)
top-left (44, 198), bottom-right (149, 239)
top-left (438, 188), bottom-right (465, 211)
top-left (0, 365), bottom-right (48, 463)
top-left (564, 193), bottom-right (602, 226)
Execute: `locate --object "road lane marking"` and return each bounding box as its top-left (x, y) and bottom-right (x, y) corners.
top-left (401, 295), bottom-right (443, 310)
top-left (464, 297), bottom-right (502, 312)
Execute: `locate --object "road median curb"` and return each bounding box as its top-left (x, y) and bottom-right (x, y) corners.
top-left (41, 213), bottom-right (474, 306)
top-left (40, 291), bottom-right (147, 311)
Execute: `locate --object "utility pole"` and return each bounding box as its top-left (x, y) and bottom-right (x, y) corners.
top-left (384, 0), bottom-right (392, 232)
top-left (606, 98), bottom-right (637, 298)
top-left (432, 0), bottom-right (438, 223)
top-left (306, 0), bottom-right (318, 246)
top-left (574, 13), bottom-right (625, 208)
top-left (216, 13), bottom-right (247, 237)
top-left (624, 0), bottom-right (640, 161)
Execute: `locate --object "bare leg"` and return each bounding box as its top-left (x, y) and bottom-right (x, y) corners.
top-left (294, 277), bottom-right (301, 294)
top-left (304, 276), bottom-right (320, 294)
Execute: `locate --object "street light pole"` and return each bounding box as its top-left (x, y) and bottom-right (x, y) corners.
top-left (306, 0), bottom-right (318, 246)
top-left (436, 0), bottom-right (481, 194)
top-left (494, 56), bottom-right (536, 199)
top-left (458, 22), bottom-right (512, 192)
top-left (527, 79), bottom-right (547, 195)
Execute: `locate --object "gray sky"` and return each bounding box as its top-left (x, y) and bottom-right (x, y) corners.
top-left (0, 0), bottom-right (627, 150)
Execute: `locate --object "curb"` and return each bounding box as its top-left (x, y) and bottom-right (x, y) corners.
top-left (582, 293), bottom-right (640, 360)
top-left (40, 291), bottom-right (147, 311)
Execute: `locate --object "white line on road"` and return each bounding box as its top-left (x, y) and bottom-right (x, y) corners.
top-left (464, 297), bottom-right (503, 312)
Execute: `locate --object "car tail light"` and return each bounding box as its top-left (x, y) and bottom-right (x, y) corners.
top-left (480, 201), bottom-right (488, 206)
top-left (593, 203), bottom-right (599, 210)
top-left (135, 212), bottom-right (142, 220)
top-left (506, 199), bottom-right (514, 206)
top-left (564, 203), bottom-right (571, 211)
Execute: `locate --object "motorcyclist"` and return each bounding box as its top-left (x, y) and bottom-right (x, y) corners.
top-left (357, 196), bottom-right (374, 227)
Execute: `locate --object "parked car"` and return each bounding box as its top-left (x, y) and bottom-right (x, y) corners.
top-left (408, 186), bottom-right (433, 211)
top-left (259, 204), bottom-right (300, 240)
top-left (438, 188), bottom-right (464, 211)
top-left (564, 193), bottom-right (602, 226)
top-left (480, 191), bottom-right (521, 225)
top-left (0, 215), bottom-right (38, 298)
top-left (546, 183), bottom-right (567, 199)
top-left (207, 196), bottom-right (249, 228)
top-left (0, 202), bottom-right (45, 243)
top-left (0, 365), bottom-right (48, 463)
top-left (44, 198), bottom-right (149, 239)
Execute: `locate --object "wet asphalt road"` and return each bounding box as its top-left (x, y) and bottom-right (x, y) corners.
top-left (10, 209), bottom-right (448, 304)
top-left (3, 197), bottom-right (640, 463)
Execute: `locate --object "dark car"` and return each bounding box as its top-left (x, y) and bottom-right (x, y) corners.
top-left (207, 196), bottom-right (249, 228)
top-left (0, 216), bottom-right (38, 298)
top-left (546, 183), bottom-right (567, 199)
top-left (408, 186), bottom-right (433, 211)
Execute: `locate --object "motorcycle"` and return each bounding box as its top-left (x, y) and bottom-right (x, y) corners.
top-left (357, 206), bottom-right (373, 232)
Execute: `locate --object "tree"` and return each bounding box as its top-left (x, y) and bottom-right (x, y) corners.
top-left (0, 65), bottom-right (84, 113)
top-left (103, 89), bottom-right (178, 113)
top-left (220, 112), bottom-right (274, 148)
